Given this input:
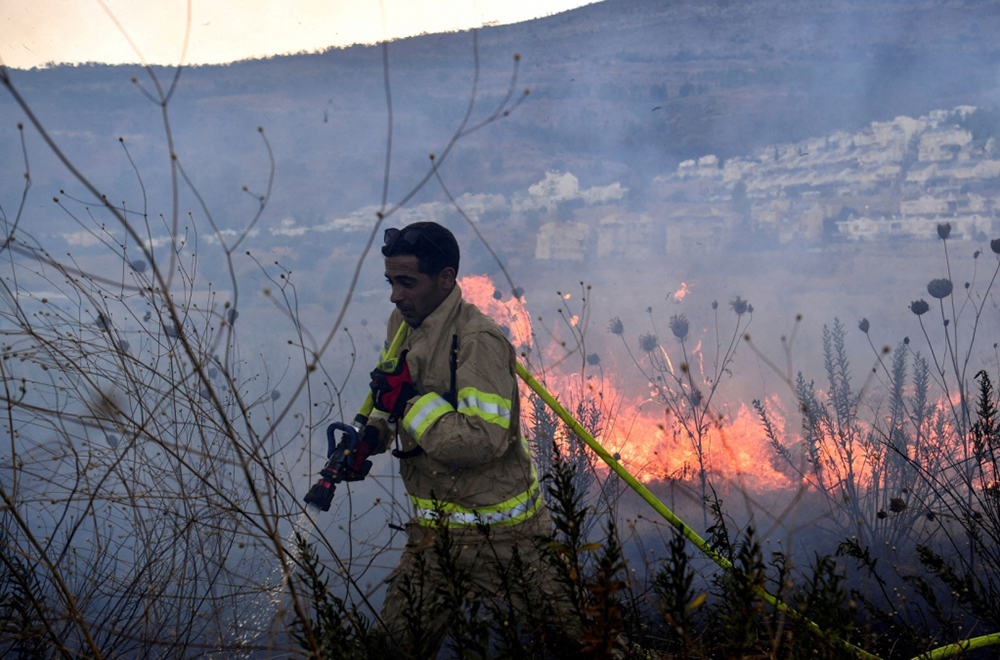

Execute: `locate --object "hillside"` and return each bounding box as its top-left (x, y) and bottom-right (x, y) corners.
top-left (4, 0), bottom-right (999, 229)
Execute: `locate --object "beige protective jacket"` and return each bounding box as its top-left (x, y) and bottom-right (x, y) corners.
top-left (370, 284), bottom-right (542, 528)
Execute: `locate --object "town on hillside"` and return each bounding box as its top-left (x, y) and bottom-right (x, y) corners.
top-left (530, 106), bottom-right (1000, 260)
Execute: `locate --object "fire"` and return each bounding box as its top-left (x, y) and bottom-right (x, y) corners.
top-left (525, 367), bottom-right (794, 491)
top-left (460, 275), bottom-right (977, 497)
top-left (460, 274), bottom-right (794, 491)
top-left (673, 282), bottom-right (690, 302)
top-left (458, 274), bottom-right (533, 351)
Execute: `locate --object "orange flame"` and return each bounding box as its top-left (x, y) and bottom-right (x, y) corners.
top-left (461, 275), bottom-right (793, 490)
top-left (673, 282), bottom-right (690, 302)
top-left (459, 275), bottom-right (533, 351)
top-left (459, 275), bottom-right (789, 488)
top-left (460, 275), bottom-right (979, 497)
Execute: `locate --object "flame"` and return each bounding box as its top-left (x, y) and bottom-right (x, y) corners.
top-left (459, 275), bottom-right (983, 498)
top-left (673, 282), bottom-right (690, 302)
top-left (513, 365), bottom-right (793, 491)
top-left (459, 275), bottom-right (533, 351)
top-left (461, 274), bottom-right (793, 490)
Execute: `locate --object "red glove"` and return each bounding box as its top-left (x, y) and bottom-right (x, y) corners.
top-left (338, 425), bottom-right (381, 482)
top-left (370, 349), bottom-right (418, 419)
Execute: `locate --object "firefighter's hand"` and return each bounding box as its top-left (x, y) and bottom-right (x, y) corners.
top-left (338, 425), bottom-right (380, 482)
top-left (370, 349), bottom-right (417, 419)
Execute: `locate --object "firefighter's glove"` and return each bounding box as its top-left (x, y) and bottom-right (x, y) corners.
top-left (337, 425), bottom-right (381, 482)
top-left (370, 349), bottom-right (417, 420)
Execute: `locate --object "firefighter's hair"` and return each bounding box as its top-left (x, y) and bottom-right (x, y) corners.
top-left (382, 221), bottom-right (460, 276)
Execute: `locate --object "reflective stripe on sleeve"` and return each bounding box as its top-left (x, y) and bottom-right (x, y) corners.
top-left (410, 478), bottom-right (542, 527)
top-left (403, 392), bottom-right (454, 443)
top-left (456, 386), bottom-right (511, 430)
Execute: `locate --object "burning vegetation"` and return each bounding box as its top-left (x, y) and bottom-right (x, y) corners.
top-left (450, 228), bottom-right (1000, 658)
top-left (4, 9), bottom-right (1000, 655)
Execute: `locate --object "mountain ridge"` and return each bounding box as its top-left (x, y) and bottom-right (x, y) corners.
top-left (3, 0), bottom-right (999, 239)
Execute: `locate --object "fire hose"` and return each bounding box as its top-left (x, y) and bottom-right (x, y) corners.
top-left (305, 321), bottom-right (998, 660)
top-left (515, 365), bottom-right (1000, 660)
top-left (303, 322), bottom-right (410, 512)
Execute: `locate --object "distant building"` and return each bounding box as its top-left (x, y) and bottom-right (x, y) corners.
top-left (663, 204), bottom-right (741, 252)
top-left (529, 106), bottom-right (998, 253)
top-left (514, 171), bottom-right (580, 214)
top-left (918, 127), bottom-right (972, 162)
top-left (514, 170), bottom-right (628, 214)
top-left (837, 214), bottom-right (992, 242)
top-left (753, 199), bottom-right (791, 232)
top-left (596, 212), bottom-right (662, 258)
top-left (677, 154), bottom-right (723, 181)
top-left (535, 221), bottom-right (590, 260)
top-left (900, 194), bottom-right (955, 217)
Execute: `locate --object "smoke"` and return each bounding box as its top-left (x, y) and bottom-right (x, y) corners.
top-left (4, 2), bottom-right (1000, 648)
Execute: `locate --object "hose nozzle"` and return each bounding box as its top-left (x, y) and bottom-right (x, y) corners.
top-left (303, 421), bottom-right (360, 512)
top-left (304, 465), bottom-right (340, 511)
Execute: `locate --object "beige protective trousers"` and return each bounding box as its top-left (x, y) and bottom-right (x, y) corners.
top-left (379, 509), bottom-right (559, 656)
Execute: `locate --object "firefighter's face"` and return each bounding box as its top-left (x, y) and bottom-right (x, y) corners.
top-left (384, 255), bottom-right (455, 327)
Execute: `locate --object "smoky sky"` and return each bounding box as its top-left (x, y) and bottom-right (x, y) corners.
top-left (3, 0), bottom-right (1000, 619)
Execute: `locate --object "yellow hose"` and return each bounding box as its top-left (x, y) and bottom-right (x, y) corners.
top-left (354, 327), bottom-right (998, 660)
top-left (914, 633), bottom-right (1000, 659)
top-left (516, 361), bottom-right (999, 660)
top-left (356, 322), bottom-right (409, 422)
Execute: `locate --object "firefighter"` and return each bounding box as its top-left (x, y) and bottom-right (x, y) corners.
top-left (340, 221), bottom-right (555, 653)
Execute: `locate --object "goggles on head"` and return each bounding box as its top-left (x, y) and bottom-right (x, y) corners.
top-left (383, 227), bottom-right (449, 260)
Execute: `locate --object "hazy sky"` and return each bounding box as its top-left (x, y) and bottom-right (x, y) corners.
top-left (1, 0), bottom-right (599, 69)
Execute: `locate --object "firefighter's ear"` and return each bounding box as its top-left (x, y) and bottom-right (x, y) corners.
top-left (437, 266), bottom-right (456, 293)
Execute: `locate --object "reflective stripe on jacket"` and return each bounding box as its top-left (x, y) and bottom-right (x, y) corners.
top-left (372, 284), bottom-right (542, 528)
top-left (410, 475), bottom-right (542, 527)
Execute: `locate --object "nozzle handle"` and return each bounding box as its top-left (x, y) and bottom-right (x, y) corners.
top-left (327, 421), bottom-right (360, 456)
top-left (304, 322), bottom-right (408, 512)
top-left (304, 422), bottom-right (361, 511)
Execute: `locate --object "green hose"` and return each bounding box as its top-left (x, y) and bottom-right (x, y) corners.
top-left (516, 361), bottom-right (1000, 660)
top-left (356, 322), bottom-right (409, 423)
top-left (914, 633), bottom-right (1000, 659)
